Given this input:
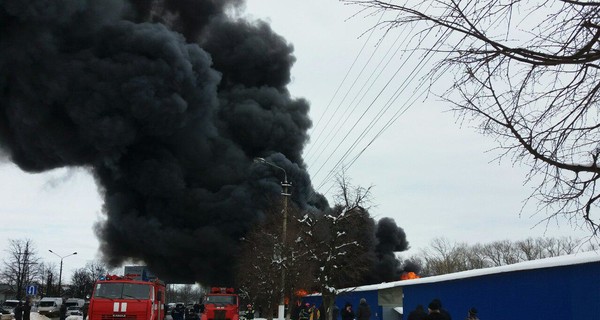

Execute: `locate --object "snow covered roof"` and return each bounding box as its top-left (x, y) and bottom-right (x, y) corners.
top-left (338, 250), bottom-right (600, 293)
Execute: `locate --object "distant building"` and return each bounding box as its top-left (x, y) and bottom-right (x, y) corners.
top-left (0, 284), bottom-right (15, 302)
top-left (123, 265), bottom-right (157, 281)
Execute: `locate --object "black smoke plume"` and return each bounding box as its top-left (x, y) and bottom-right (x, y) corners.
top-left (360, 217), bottom-right (411, 284)
top-left (0, 0), bottom-right (407, 285)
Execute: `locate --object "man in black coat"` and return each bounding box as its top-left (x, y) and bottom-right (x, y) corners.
top-left (14, 302), bottom-right (23, 320)
top-left (22, 300), bottom-right (31, 320)
top-left (407, 305), bottom-right (426, 320)
top-left (425, 301), bottom-right (445, 320)
top-left (356, 299), bottom-right (371, 320)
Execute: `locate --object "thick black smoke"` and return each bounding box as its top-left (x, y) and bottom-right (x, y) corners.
top-left (0, 0), bottom-right (406, 285)
top-left (361, 218), bottom-right (411, 283)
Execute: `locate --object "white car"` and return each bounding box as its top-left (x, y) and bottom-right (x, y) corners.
top-left (1, 300), bottom-right (22, 315)
top-left (66, 306), bottom-right (83, 316)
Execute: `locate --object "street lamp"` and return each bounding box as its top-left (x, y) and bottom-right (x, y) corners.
top-left (48, 250), bottom-right (77, 295)
top-left (254, 157), bottom-right (292, 320)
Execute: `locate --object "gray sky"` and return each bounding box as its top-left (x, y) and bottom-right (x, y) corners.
top-left (0, 0), bottom-right (587, 281)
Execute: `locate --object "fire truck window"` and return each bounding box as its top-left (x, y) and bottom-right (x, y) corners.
top-left (205, 296), bottom-right (236, 305)
top-left (93, 283), bottom-right (122, 299)
top-left (122, 284), bottom-right (151, 299)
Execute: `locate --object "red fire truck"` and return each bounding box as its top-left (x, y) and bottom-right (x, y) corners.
top-left (201, 287), bottom-right (239, 320)
top-left (88, 274), bottom-right (166, 320)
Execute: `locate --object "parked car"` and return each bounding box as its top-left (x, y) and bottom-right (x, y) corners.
top-left (67, 306), bottom-right (83, 316)
top-left (1, 300), bottom-right (22, 315)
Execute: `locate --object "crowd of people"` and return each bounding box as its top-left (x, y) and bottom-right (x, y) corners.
top-left (291, 297), bottom-right (371, 320)
top-left (406, 299), bottom-right (479, 320)
top-left (290, 297), bottom-right (478, 320)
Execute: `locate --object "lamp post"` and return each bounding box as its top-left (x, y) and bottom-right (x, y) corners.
top-left (48, 250), bottom-right (77, 296)
top-left (254, 157), bottom-right (292, 320)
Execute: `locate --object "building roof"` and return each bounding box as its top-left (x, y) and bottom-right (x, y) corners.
top-left (339, 250), bottom-right (600, 293)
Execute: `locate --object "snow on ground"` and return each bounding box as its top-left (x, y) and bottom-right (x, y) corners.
top-left (31, 313), bottom-right (53, 320)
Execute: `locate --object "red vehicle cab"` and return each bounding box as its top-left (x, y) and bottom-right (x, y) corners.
top-left (201, 287), bottom-right (239, 320)
top-left (88, 274), bottom-right (165, 320)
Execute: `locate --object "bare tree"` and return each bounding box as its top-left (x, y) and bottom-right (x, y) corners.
top-left (236, 199), bottom-right (313, 320)
top-left (1, 239), bottom-right (41, 299)
top-left (67, 260), bottom-right (110, 298)
top-left (344, 0), bottom-right (600, 236)
top-left (309, 174), bottom-right (375, 320)
top-left (420, 238), bottom-right (475, 275)
top-left (419, 236), bottom-right (589, 275)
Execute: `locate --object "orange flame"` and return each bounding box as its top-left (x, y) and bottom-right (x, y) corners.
top-left (400, 272), bottom-right (420, 280)
top-left (295, 289), bottom-right (308, 297)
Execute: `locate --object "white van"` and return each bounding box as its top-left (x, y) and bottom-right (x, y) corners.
top-left (37, 297), bottom-right (62, 317)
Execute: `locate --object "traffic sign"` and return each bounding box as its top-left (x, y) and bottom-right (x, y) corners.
top-left (26, 285), bottom-right (37, 296)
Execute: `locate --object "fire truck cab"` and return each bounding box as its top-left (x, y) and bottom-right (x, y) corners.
top-left (201, 287), bottom-right (239, 320)
top-left (88, 274), bottom-right (165, 320)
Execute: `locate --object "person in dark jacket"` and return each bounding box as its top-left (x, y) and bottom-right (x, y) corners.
top-left (22, 299), bottom-right (31, 320)
top-left (299, 303), bottom-right (311, 320)
top-left (425, 301), bottom-right (446, 320)
top-left (356, 299), bottom-right (370, 320)
top-left (14, 302), bottom-right (23, 320)
top-left (59, 300), bottom-right (67, 320)
top-left (465, 307), bottom-right (479, 320)
top-left (431, 299), bottom-right (451, 320)
top-left (245, 304), bottom-right (255, 320)
top-left (171, 304), bottom-right (185, 320)
top-left (407, 305), bottom-right (427, 320)
top-left (340, 303), bottom-right (354, 320)
top-left (82, 302), bottom-right (89, 320)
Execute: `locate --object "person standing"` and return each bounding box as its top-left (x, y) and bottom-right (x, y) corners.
top-left (22, 299), bottom-right (31, 320)
top-left (431, 299), bottom-right (451, 320)
top-left (309, 304), bottom-right (320, 320)
top-left (14, 302), bottom-right (23, 320)
top-left (59, 299), bottom-right (67, 320)
top-left (407, 305), bottom-right (427, 320)
top-left (356, 299), bottom-right (370, 320)
top-left (172, 304), bottom-right (184, 320)
top-left (245, 304), bottom-right (254, 320)
top-left (341, 303), bottom-right (354, 320)
top-left (465, 308), bottom-right (478, 320)
top-left (425, 301), bottom-right (445, 320)
top-left (299, 303), bottom-right (311, 320)
top-left (82, 302), bottom-right (89, 320)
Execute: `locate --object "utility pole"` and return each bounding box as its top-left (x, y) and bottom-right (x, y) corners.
top-left (254, 157), bottom-right (292, 320)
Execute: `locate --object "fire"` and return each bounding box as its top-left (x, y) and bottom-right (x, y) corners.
top-left (295, 289), bottom-right (308, 297)
top-left (400, 272), bottom-right (420, 280)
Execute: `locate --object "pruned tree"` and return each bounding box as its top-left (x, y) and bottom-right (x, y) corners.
top-left (344, 0), bottom-right (600, 236)
top-left (1, 239), bottom-right (41, 299)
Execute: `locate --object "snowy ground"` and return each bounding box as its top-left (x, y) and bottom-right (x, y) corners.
top-left (2, 312), bottom-right (74, 320)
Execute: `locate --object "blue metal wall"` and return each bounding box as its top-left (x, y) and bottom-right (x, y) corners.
top-left (303, 290), bottom-right (380, 320)
top-left (402, 261), bottom-right (600, 320)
